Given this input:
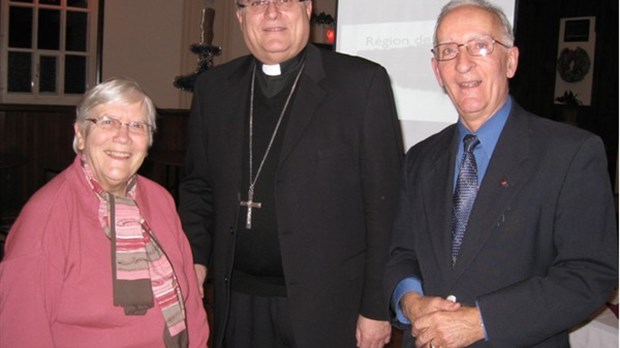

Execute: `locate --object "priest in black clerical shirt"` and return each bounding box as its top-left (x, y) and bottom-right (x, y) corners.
top-left (179, 1), bottom-right (403, 347)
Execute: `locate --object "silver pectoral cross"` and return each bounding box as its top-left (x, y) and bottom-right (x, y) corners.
top-left (240, 186), bottom-right (261, 229)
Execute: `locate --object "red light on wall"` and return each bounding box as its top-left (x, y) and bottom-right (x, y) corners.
top-left (326, 28), bottom-right (335, 44)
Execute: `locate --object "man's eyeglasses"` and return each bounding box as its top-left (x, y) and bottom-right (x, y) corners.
top-left (86, 115), bottom-right (153, 135)
top-left (432, 36), bottom-right (511, 61)
top-left (236, 0), bottom-right (306, 13)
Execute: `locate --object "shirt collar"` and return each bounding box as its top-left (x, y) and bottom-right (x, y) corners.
top-left (457, 96), bottom-right (512, 151)
top-left (256, 49), bottom-right (306, 98)
top-left (257, 48), bottom-right (306, 77)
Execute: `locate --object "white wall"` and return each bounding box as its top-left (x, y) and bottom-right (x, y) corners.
top-left (102, 0), bottom-right (337, 109)
top-left (102, 0), bottom-right (184, 109)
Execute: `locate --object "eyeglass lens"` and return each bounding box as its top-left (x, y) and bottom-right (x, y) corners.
top-left (433, 37), bottom-right (502, 61)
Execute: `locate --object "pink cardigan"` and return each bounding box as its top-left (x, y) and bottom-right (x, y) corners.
top-left (0, 156), bottom-right (209, 347)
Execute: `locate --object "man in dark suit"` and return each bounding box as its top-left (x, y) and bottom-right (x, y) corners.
top-left (178, 0), bottom-right (403, 347)
top-left (384, 1), bottom-right (618, 347)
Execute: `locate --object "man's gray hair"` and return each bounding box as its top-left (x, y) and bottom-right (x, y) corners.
top-left (433, 0), bottom-right (514, 47)
top-left (73, 77), bottom-right (157, 154)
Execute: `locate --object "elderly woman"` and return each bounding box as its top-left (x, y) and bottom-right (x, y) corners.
top-left (0, 78), bottom-right (209, 347)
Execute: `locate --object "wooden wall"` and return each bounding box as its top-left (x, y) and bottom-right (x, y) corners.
top-left (0, 106), bottom-right (188, 220)
top-left (0, 105), bottom-right (75, 218)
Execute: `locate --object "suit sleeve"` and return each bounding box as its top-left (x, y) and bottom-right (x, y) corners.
top-left (358, 65), bottom-right (404, 319)
top-left (477, 135), bottom-right (618, 346)
top-left (178, 79), bottom-right (215, 267)
top-left (0, 198), bottom-right (68, 347)
top-left (383, 146), bottom-right (424, 325)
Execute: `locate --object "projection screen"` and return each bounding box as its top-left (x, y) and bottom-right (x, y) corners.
top-left (335, 1), bottom-right (516, 150)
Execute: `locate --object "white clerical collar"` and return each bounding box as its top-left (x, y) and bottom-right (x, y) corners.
top-left (262, 63), bottom-right (281, 76)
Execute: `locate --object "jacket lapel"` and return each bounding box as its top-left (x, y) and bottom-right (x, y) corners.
top-left (279, 45), bottom-right (326, 165)
top-left (222, 58), bottom-right (254, 191)
top-left (448, 104), bottom-right (531, 285)
top-left (422, 127), bottom-right (460, 282)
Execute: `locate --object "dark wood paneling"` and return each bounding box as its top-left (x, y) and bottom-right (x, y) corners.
top-left (140, 109), bottom-right (190, 196)
top-left (0, 105), bottom-right (189, 219)
top-left (152, 109), bottom-right (190, 153)
top-left (0, 106), bottom-right (75, 218)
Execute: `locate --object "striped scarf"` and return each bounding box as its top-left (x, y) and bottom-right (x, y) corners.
top-left (81, 157), bottom-right (188, 347)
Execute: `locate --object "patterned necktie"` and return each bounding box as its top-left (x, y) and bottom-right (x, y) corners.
top-left (451, 134), bottom-right (480, 267)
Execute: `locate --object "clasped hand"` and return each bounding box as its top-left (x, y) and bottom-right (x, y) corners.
top-left (401, 293), bottom-right (484, 348)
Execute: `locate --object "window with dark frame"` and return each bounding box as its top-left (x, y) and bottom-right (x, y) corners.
top-left (1, 0), bottom-right (99, 104)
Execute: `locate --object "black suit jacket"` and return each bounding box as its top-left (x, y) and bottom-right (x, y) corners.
top-left (179, 44), bottom-right (403, 347)
top-left (385, 102), bottom-right (618, 347)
